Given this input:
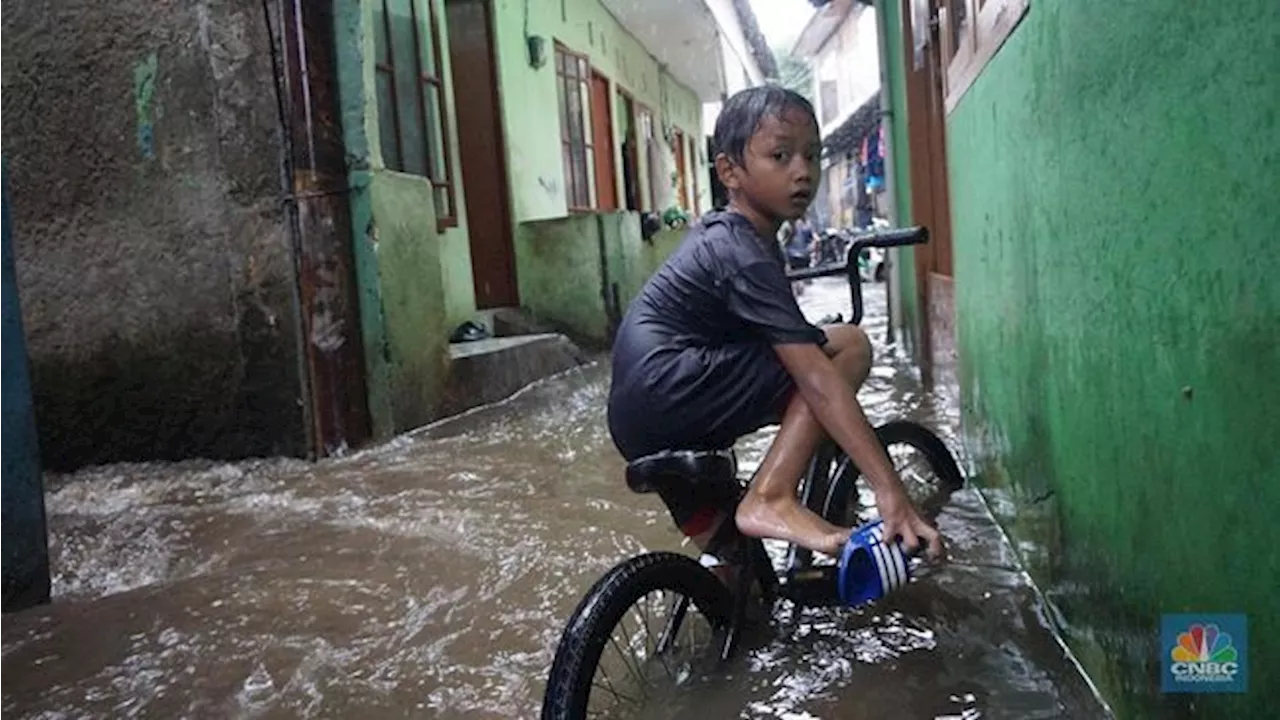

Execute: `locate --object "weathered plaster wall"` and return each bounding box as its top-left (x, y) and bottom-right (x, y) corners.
top-left (515, 211), bottom-right (685, 346)
top-left (947, 1), bottom-right (1279, 716)
top-left (1, 0), bottom-right (307, 469)
top-left (515, 213), bottom-right (612, 344)
top-left (335, 0), bottom-right (454, 438)
top-left (492, 0), bottom-right (707, 223)
top-left (366, 172), bottom-right (451, 432)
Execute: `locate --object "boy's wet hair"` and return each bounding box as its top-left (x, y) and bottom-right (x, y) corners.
top-left (713, 86), bottom-right (817, 166)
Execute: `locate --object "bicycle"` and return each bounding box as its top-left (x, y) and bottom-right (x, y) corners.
top-left (542, 227), bottom-right (965, 720)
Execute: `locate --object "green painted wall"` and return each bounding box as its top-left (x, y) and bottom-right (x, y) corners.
top-left (612, 225), bottom-right (684, 313)
top-left (515, 214), bottom-right (610, 343)
top-left (875, 0), bottom-right (920, 353)
top-left (946, 1), bottom-right (1280, 717)
top-left (336, 0), bottom-right (457, 437)
top-left (368, 172), bottom-right (451, 431)
top-left (514, 212), bottom-right (686, 345)
top-left (491, 0), bottom-right (707, 223)
top-left (489, 0), bottom-right (705, 347)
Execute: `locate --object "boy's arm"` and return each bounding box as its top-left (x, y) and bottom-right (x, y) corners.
top-left (720, 255), bottom-right (942, 557)
top-left (774, 343), bottom-right (944, 559)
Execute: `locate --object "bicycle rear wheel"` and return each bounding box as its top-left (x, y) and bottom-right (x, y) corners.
top-left (820, 420), bottom-right (965, 526)
top-left (542, 552), bottom-right (733, 720)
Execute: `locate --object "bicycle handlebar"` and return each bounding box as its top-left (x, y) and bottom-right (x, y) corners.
top-left (848, 226), bottom-right (930, 249)
top-left (784, 226), bottom-right (930, 325)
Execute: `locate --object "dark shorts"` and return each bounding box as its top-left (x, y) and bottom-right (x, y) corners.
top-left (608, 342), bottom-right (800, 531)
top-left (609, 342), bottom-right (796, 459)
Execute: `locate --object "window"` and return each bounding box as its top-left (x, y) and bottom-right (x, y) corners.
top-left (939, 0), bottom-right (1030, 113)
top-left (374, 0), bottom-right (457, 230)
top-left (555, 44), bottom-right (594, 211)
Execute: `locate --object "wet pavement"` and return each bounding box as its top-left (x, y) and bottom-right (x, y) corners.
top-left (2, 278), bottom-right (1111, 719)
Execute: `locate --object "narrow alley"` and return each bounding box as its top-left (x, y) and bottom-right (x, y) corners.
top-left (2, 279), bottom-right (1107, 719)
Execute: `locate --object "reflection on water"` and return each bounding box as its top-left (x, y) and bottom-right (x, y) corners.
top-left (2, 281), bottom-right (1108, 719)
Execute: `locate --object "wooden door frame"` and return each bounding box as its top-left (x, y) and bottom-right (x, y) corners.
top-left (589, 66), bottom-right (618, 212)
top-left (900, 0), bottom-right (955, 377)
top-left (448, 0), bottom-right (519, 308)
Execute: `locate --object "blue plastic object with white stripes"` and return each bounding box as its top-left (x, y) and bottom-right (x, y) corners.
top-left (836, 520), bottom-right (914, 606)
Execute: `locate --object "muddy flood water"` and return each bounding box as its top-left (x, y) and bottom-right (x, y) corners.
top-left (2, 279), bottom-right (1111, 719)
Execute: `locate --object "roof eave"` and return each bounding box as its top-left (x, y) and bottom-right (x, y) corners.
top-left (729, 0), bottom-right (779, 79)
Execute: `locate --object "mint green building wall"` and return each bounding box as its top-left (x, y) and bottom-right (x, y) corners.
top-left (491, 0), bottom-right (705, 336)
top-left (945, 2), bottom-right (1279, 716)
top-left (514, 211), bottom-right (685, 345)
top-left (514, 214), bottom-right (611, 343)
top-left (490, 0), bottom-right (707, 223)
top-left (335, 0), bottom-right (460, 437)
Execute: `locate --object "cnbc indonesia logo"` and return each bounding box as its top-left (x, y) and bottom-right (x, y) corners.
top-left (1169, 623), bottom-right (1239, 685)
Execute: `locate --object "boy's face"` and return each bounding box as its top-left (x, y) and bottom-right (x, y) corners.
top-left (718, 107), bottom-right (821, 224)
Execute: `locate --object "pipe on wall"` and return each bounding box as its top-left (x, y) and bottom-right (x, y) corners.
top-left (265, 0), bottom-right (372, 457)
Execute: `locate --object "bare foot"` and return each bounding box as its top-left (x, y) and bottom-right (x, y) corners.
top-left (735, 491), bottom-right (853, 558)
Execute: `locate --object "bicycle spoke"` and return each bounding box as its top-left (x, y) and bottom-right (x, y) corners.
top-left (592, 634), bottom-right (647, 715)
top-left (608, 622), bottom-right (649, 697)
top-left (588, 587), bottom-right (720, 717)
top-left (589, 665), bottom-right (642, 709)
top-left (642, 591), bottom-right (680, 681)
top-left (657, 594), bottom-right (691, 655)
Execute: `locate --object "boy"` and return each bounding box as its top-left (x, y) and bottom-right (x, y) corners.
top-left (607, 87), bottom-right (943, 561)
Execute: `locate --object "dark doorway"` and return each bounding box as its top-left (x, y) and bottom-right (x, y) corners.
top-left (447, 0), bottom-right (518, 309)
top-left (617, 90), bottom-right (642, 211)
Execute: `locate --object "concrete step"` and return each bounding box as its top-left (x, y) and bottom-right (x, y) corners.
top-left (469, 307), bottom-right (560, 339)
top-left (440, 333), bottom-right (591, 417)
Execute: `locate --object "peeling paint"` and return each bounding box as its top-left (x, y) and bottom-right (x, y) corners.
top-left (132, 52), bottom-right (159, 159)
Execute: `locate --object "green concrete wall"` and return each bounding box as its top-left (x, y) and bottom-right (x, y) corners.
top-left (491, 0), bottom-right (707, 222)
top-left (946, 1), bottom-right (1280, 716)
top-left (515, 212), bottom-right (685, 345)
top-left (515, 214), bottom-right (610, 343)
top-left (336, 0), bottom-right (456, 437)
top-left (612, 225), bottom-right (684, 312)
top-left (368, 172), bottom-right (451, 432)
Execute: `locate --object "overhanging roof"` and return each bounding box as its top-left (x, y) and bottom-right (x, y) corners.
top-left (822, 92), bottom-right (880, 160)
top-left (793, 0), bottom-right (854, 58)
top-left (600, 0), bottom-right (777, 101)
top-left (730, 0), bottom-right (779, 78)
top-left (600, 0), bottom-right (724, 99)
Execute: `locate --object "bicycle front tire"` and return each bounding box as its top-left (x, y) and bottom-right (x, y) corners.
top-left (541, 551), bottom-right (733, 720)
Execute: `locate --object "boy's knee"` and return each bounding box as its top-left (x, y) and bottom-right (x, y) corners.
top-left (821, 324), bottom-right (873, 379)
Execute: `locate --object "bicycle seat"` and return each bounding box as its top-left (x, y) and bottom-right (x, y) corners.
top-left (625, 449), bottom-right (736, 494)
